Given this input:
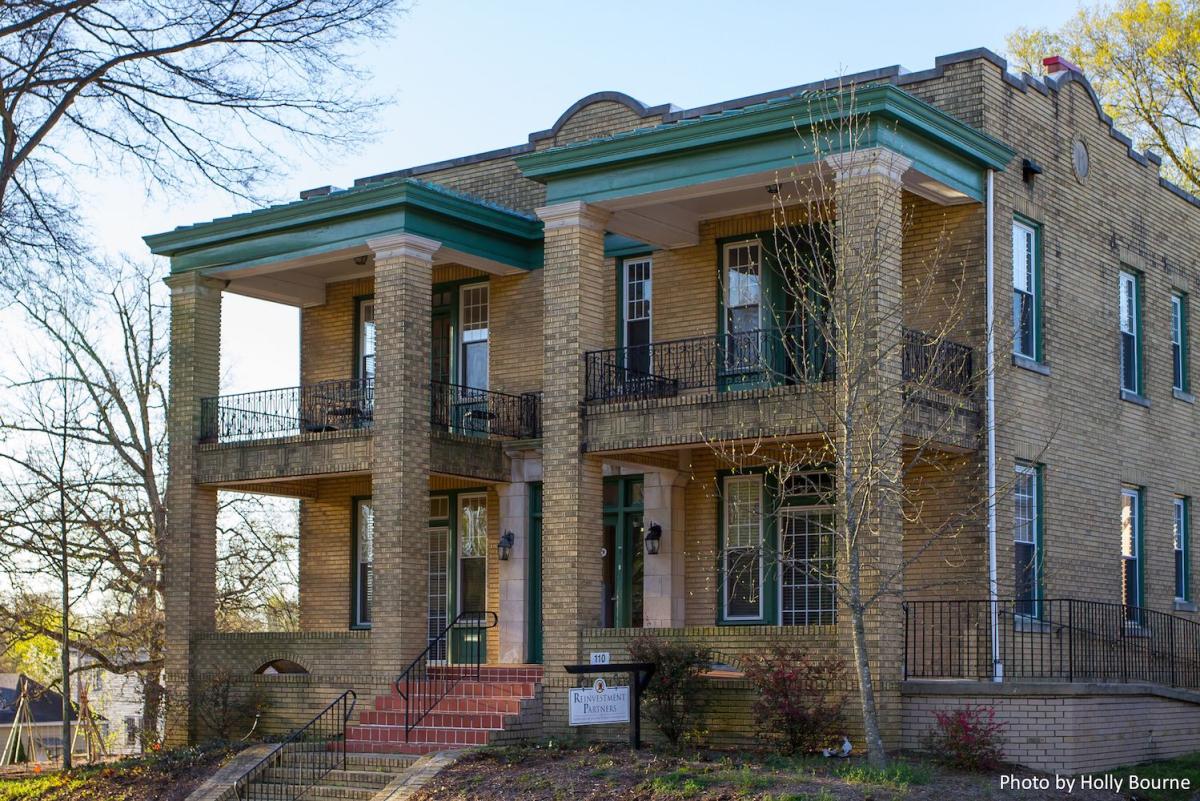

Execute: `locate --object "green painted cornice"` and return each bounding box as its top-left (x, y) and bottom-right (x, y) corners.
top-left (144, 179), bottom-right (543, 273)
top-left (516, 84), bottom-right (1014, 184)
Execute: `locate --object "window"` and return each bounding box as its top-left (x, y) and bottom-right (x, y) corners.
top-left (458, 494), bottom-right (487, 618)
top-left (1119, 271), bottom-right (1141, 395)
top-left (779, 495), bottom-right (836, 626)
top-left (1173, 293), bottom-right (1189, 393)
top-left (1121, 487), bottom-right (1143, 616)
top-left (358, 298), bottom-right (376, 380)
top-left (352, 498), bottom-right (373, 627)
top-left (460, 284), bottom-right (489, 390)
top-left (722, 475), bottom-right (764, 620)
top-left (124, 716), bottom-right (138, 747)
top-left (1014, 464), bottom-right (1041, 618)
top-left (723, 240), bottom-right (763, 373)
top-left (1176, 497), bottom-right (1190, 602)
top-left (1012, 220), bottom-right (1040, 360)
top-left (622, 257), bottom-right (653, 374)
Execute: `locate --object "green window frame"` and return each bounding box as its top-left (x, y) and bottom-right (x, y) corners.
top-left (717, 467), bottom-right (836, 626)
top-left (1176, 496), bottom-right (1190, 602)
top-left (350, 495), bottom-right (373, 629)
top-left (1121, 486), bottom-right (1145, 615)
top-left (527, 482), bottom-right (543, 664)
top-left (1011, 216), bottom-right (1044, 363)
top-left (1172, 292), bottom-right (1190, 393)
top-left (1013, 463), bottom-right (1044, 619)
top-left (1119, 270), bottom-right (1144, 397)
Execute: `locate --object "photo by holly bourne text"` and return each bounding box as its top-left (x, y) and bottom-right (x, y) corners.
top-left (1000, 774), bottom-right (1191, 794)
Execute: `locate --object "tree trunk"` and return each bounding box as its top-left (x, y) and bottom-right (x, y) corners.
top-left (850, 598), bottom-right (888, 767)
top-left (140, 673), bottom-right (163, 752)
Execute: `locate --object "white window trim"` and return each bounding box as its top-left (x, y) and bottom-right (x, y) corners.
top-left (722, 474), bottom-right (764, 622)
top-left (1176, 497), bottom-right (1189, 601)
top-left (776, 503), bottom-right (836, 626)
top-left (1120, 271), bottom-right (1140, 393)
top-left (354, 497), bottom-right (373, 628)
top-left (459, 282), bottom-right (489, 390)
top-left (1012, 220), bottom-right (1038, 359)
top-left (359, 298), bottom-right (376, 380)
top-left (622, 256), bottom-right (653, 347)
top-left (1173, 294), bottom-right (1186, 391)
top-left (1013, 464), bottom-right (1040, 617)
top-left (723, 239), bottom-right (764, 332)
top-left (457, 492), bottom-right (488, 619)
top-left (1121, 486), bottom-right (1141, 604)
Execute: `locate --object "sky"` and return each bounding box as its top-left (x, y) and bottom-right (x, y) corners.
top-left (93, 0), bottom-right (1083, 395)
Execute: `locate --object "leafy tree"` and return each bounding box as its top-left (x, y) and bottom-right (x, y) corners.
top-left (1006, 0), bottom-right (1200, 192)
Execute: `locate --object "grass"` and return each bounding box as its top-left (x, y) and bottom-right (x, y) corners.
top-left (833, 759), bottom-right (934, 788)
top-left (1106, 752), bottom-right (1200, 801)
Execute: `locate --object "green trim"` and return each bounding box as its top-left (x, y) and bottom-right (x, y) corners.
top-left (1036, 464), bottom-right (1046, 613)
top-left (605, 233), bottom-right (656, 259)
top-left (516, 84), bottom-right (1014, 204)
top-left (603, 476), bottom-right (645, 628)
top-left (1174, 291), bottom-right (1190, 393)
top-left (716, 468), bottom-right (776, 625)
top-left (1013, 214), bottom-right (1045, 363)
top-left (430, 487), bottom-right (489, 664)
top-left (350, 495), bottom-right (371, 630)
top-left (527, 482), bottom-right (543, 664)
top-left (145, 179), bottom-right (544, 274)
top-left (1137, 487), bottom-right (1146, 609)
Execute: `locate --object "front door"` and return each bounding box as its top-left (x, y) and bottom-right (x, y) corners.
top-left (602, 476), bottom-right (645, 628)
top-left (451, 493), bottom-right (489, 663)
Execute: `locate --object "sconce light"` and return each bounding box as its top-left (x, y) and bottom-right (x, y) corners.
top-left (1022, 158), bottom-right (1043, 184)
top-left (644, 522), bottom-right (663, 555)
top-left (498, 531), bottom-right (515, 561)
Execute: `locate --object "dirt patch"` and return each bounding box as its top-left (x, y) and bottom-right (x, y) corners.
top-left (0, 743), bottom-right (240, 801)
top-left (408, 743), bottom-right (1128, 801)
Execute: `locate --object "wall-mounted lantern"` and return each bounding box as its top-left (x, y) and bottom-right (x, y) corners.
top-left (644, 522), bottom-right (663, 555)
top-left (498, 530), bottom-right (515, 561)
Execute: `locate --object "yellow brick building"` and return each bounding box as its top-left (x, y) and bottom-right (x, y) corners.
top-left (146, 49), bottom-right (1200, 769)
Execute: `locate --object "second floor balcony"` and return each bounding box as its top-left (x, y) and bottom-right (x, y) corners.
top-left (199, 379), bottom-right (541, 445)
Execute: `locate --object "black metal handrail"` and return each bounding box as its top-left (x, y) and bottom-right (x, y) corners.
top-left (903, 598), bottom-right (1200, 689)
top-left (584, 325), bottom-right (829, 402)
top-left (200, 379), bottom-right (374, 443)
top-left (902, 328), bottom-right (974, 395)
top-left (430, 382), bottom-right (540, 439)
top-left (393, 610), bottom-right (498, 738)
top-left (234, 690), bottom-right (356, 801)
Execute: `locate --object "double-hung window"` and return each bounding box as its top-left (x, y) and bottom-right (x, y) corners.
top-left (353, 497), bottom-right (374, 627)
top-left (358, 298), bottom-right (376, 381)
top-left (1012, 220), bottom-right (1040, 361)
top-left (622, 257), bottom-right (653, 374)
top-left (1013, 464), bottom-right (1041, 618)
top-left (779, 471), bottom-right (836, 626)
top-left (1119, 271), bottom-right (1142, 395)
top-left (723, 240), bottom-right (764, 375)
top-left (1176, 497), bottom-right (1190, 602)
top-left (1121, 487), bottom-right (1143, 617)
top-left (722, 475), bottom-right (764, 620)
top-left (1173, 292), bottom-right (1189, 393)
top-left (460, 284), bottom-right (489, 390)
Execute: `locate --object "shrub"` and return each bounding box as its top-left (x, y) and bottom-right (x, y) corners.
top-left (924, 705), bottom-right (1006, 771)
top-left (193, 670), bottom-right (268, 740)
top-left (742, 644), bottom-right (848, 755)
top-left (627, 634), bottom-right (711, 745)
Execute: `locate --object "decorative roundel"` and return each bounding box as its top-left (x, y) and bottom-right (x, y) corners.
top-left (1073, 140), bottom-right (1090, 182)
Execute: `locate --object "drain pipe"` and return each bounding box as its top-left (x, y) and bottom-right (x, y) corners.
top-left (985, 168), bottom-right (1002, 682)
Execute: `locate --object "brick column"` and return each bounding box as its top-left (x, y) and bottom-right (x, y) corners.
top-left (535, 201), bottom-right (609, 730)
top-left (827, 148), bottom-right (911, 752)
top-left (163, 272), bottom-right (222, 745)
top-left (368, 234), bottom-right (438, 675)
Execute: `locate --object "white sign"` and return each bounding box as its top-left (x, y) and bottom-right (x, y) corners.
top-left (568, 678), bottom-right (630, 726)
top-left (589, 652), bottom-right (611, 665)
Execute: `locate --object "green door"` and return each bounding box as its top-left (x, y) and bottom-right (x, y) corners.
top-left (602, 476), bottom-right (645, 628)
top-left (527, 483), bottom-right (543, 664)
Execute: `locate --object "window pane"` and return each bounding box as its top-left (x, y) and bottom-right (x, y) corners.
top-left (1013, 291), bottom-right (1034, 358)
top-left (360, 300), bottom-right (376, 380)
top-left (1173, 295), bottom-right (1186, 390)
top-left (1121, 490), bottom-right (1140, 614)
top-left (357, 500), bottom-right (374, 625)
top-left (428, 527), bottom-right (449, 660)
top-left (1176, 499), bottom-right (1188, 600)
top-left (723, 476), bottom-right (762, 619)
top-left (460, 557), bottom-right (486, 614)
top-left (1121, 332), bottom-right (1138, 392)
top-left (780, 509), bottom-right (836, 625)
top-left (460, 496), bottom-right (487, 557)
top-left (463, 340), bottom-right (488, 389)
top-left (725, 547), bottom-right (760, 618)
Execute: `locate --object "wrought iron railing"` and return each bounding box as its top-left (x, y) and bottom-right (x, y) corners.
top-left (234, 690), bottom-right (356, 801)
top-left (902, 328), bottom-right (974, 395)
top-left (430, 382), bottom-right (541, 439)
top-left (584, 325), bottom-right (828, 402)
top-left (393, 611), bottom-right (498, 738)
top-left (200, 379), bottom-right (374, 443)
top-left (903, 598), bottom-right (1200, 689)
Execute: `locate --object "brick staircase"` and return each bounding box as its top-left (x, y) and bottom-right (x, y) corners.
top-left (346, 665), bottom-right (543, 755)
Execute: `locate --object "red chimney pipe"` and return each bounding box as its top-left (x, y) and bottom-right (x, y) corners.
top-left (1042, 55), bottom-right (1082, 75)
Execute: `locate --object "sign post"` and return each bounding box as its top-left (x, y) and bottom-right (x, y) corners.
top-left (563, 661), bottom-right (655, 748)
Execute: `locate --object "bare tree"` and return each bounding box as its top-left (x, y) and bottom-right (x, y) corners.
top-left (700, 86), bottom-right (1015, 766)
top-left (0, 0), bottom-right (405, 284)
top-left (0, 264), bottom-right (296, 748)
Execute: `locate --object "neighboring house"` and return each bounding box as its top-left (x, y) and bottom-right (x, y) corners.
top-left (145, 48), bottom-right (1200, 773)
top-left (72, 655), bottom-right (148, 755)
top-left (0, 674), bottom-right (77, 764)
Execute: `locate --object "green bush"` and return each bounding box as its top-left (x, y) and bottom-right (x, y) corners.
top-left (742, 644), bottom-right (848, 755)
top-left (627, 635), bottom-right (711, 745)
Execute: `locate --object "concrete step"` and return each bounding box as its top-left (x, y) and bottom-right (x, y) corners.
top-left (262, 766), bottom-right (392, 788)
top-left (344, 739), bottom-right (447, 756)
top-left (344, 752), bottom-right (419, 772)
top-left (247, 779), bottom-right (376, 800)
